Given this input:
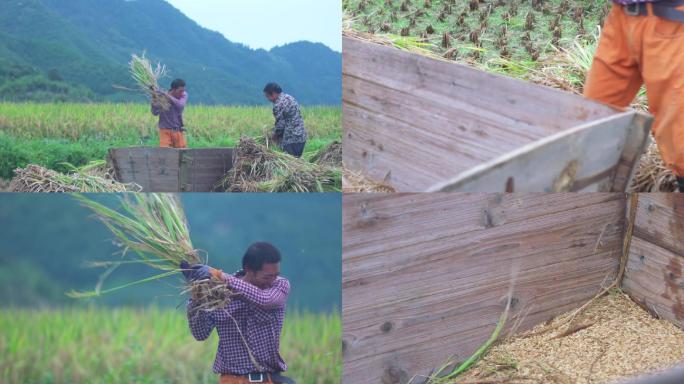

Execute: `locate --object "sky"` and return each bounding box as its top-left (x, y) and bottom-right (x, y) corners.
top-left (165, 0), bottom-right (342, 52)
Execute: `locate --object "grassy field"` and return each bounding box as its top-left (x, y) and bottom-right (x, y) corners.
top-left (0, 103), bottom-right (341, 179)
top-left (345, 0), bottom-right (609, 62)
top-left (0, 308), bottom-right (341, 384)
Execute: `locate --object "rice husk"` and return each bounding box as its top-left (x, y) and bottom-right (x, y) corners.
top-left (457, 293), bottom-right (684, 384)
top-left (9, 164), bottom-right (141, 193)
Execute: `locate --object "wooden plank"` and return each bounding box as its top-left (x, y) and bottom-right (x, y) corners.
top-left (109, 147), bottom-right (181, 192)
top-left (619, 365), bottom-right (684, 384)
top-left (343, 36), bottom-right (617, 130)
top-left (611, 113), bottom-right (653, 192)
top-left (428, 112), bottom-right (650, 193)
top-left (632, 194), bottom-right (684, 256)
top-left (343, 36), bottom-right (648, 193)
top-left (623, 194), bottom-right (684, 330)
top-left (180, 148), bottom-right (233, 192)
top-left (343, 193), bottom-right (626, 384)
top-left (623, 237), bottom-right (684, 329)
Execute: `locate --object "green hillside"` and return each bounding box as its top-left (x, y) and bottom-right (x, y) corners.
top-left (0, 193), bottom-right (342, 312)
top-left (0, 0), bottom-right (341, 105)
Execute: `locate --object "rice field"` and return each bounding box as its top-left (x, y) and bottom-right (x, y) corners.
top-left (0, 308), bottom-right (341, 384)
top-left (344, 0), bottom-right (610, 63)
top-left (0, 103), bottom-right (339, 143)
top-left (0, 102), bottom-right (340, 179)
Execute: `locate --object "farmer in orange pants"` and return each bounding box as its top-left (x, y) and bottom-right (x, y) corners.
top-left (584, 1), bottom-right (684, 192)
top-left (151, 78), bottom-right (188, 148)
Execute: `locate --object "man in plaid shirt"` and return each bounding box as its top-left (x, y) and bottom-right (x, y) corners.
top-left (183, 242), bottom-right (294, 384)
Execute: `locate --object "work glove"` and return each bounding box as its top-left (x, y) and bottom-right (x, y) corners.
top-left (180, 261), bottom-right (224, 283)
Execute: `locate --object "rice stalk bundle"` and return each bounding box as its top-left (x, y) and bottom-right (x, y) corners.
top-left (129, 53), bottom-right (171, 111)
top-left (68, 194), bottom-right (234, 311)
top-left (215, 137), bottom-right (341, 192)
top-left (309, 141), bottom-right (342, 167)
top-left (9, 163), bottom-right (141, 193)
top-left (630, 142), bottom-right (678, 192)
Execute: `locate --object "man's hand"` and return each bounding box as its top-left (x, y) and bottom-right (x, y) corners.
top-left (180, 261), bottom-right (224, 283)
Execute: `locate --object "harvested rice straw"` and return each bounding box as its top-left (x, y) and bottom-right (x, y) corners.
top-left (9, 163), bottom-right (141, 193)
top-left (342, 165), bottom-right (395, 193)
top-left (67, 194), bottom-right (233, 311)
top-left (630, 142), bottom-right (678, 192)
top-left (309, 141), bottom-right (342, 167)
top-left (215, 137), bottom-right (340, 192)
top-left (129, 53), bottom-right (171, 110)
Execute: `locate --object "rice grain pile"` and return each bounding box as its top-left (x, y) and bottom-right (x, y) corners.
top-left (9, 163), bottom-right (141, 193)
top-left (69, 194), bottom-right (233, 312)
top-left (215, 137), bottom-right (341, 192)
top-left (457, 292), bottom-right (684, 384)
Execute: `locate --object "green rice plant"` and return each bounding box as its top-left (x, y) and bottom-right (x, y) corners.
top-left (67, 194), bottom-right (232, 310)
top-left (0, 308), bottom-right (341, 384)
top-left (129, 53), bottom-right (171, 110)
top-left (425, 293), bottom-right (513, 383)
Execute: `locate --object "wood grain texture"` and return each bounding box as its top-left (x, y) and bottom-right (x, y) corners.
top-left (342, 36), bottom-right (650, 192)
top-left (428, 112), bottom-right (649, 193)
top-left (343, 193), bottom-right (626, 384)
top-left (623, 194), bottom-right (684, 329)
top-left (109, 147), bottom-right (233, 192)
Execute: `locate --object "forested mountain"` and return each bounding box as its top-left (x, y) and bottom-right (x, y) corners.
top-left (0, 0), bottom-right (341, 105)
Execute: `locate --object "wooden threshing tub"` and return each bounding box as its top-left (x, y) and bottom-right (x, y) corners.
top-left (343, 36), bottom-right (653, 192)
top-left (108, 147), bottom-right (233, 192)
top-left (342, 193), bottom-right (684, 383)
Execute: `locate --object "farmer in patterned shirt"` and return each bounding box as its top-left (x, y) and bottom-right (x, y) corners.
top-left (182, 242), bottom-right (295, 384)
top-left (584, 0), bottom-right (684, 192)
top-left (263, 83), bottom-right (307, 158)
top-left (151, 78), bottom-right (188, 148)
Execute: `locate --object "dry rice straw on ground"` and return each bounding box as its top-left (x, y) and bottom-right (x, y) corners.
top-left (630, 142), bottom-right (678, 193)
top-left (9, 163), bottom-right (141, 193)
top-left (342, 165), bottom-right (395, 193)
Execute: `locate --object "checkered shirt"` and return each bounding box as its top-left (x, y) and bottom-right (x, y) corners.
top-left (187, 274), bottom-right (290, 375)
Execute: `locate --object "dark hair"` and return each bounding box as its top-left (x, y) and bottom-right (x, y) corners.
top-left (242, 242), bottom-right (281, 271)
top-left (170, 78), bottom-right (186, 90)
top-left (263, 82), bottom-right (282, 95)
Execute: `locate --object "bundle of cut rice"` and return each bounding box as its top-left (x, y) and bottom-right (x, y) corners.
top-left (9, 162), bottom-right (141, 193)
top-left (310, 141), bottom-right (342, 167)
top-left (68, 194), bottom-right (233, 311)
top-left (129, 53), bottom-right (171, 110)
top-left (214, 137), bottom-right (341, 193)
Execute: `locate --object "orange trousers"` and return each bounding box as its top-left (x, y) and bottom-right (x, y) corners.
top-left (584, 3), bottom-right (684, 176)
top-left (218, 374), bottom-right (273, 384)
top-left (159, 128), bottom-right (187, 148)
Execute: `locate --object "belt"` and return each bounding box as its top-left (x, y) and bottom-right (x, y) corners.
top-left (220, 372), bottom-right (296, 384)
top-left (623, 1), bottom-right (684, 22)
